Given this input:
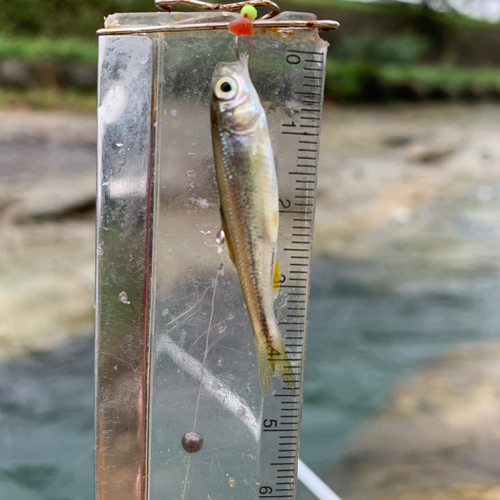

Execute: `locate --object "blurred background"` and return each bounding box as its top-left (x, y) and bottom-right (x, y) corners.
top-left (2, 0), bottom-right (500, 499)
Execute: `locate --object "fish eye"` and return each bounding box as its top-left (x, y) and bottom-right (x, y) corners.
top-left (215, 77), bottom-right (238, 100)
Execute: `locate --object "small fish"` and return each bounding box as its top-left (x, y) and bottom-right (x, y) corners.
top-left (210, 55), bottom-right (292, 395)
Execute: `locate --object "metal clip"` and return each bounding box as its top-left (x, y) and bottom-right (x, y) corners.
top-left (156, 0), bottom-right (280, 20)
top-left (97, 0), bottom-right (339, 35)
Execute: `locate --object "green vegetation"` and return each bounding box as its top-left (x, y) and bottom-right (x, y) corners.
top-left (0, 0), bottom-right (155, 38)
top-left (284, 0), bottom-right (500, 29)
top-left (381, 65), bottom-right (500, 88)
top-left (326, 61), bottom-right (500, 101)
top-left (1, 0), bottom-right (500, 105)
top-left (0, 88), bottom-right (96, 111)
top-left (336, 32), bottom-right (430, 65)
top-left (0, 36), bottom-right (98, 64)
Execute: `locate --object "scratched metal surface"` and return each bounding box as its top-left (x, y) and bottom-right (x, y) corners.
top-left (95, 35), bottom-right (154, 500)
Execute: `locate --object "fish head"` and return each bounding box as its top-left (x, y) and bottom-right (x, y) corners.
top-left (210, 59), bottom-right (262, 133)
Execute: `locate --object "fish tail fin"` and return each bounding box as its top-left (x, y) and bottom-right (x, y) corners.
top-left (255, 332), bottom-right (293, 397)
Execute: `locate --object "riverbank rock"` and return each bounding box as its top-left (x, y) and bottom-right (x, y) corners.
top-left (2, 104), bottom-right (500, 359)
top-left (314, 103), bottom-right (500, 258)
top-left (0, 60), bottom-right (97, 89)
top-left (331, 343), bottom-right (500, 500)
top-left (0, 110), bottom-right (96, 359)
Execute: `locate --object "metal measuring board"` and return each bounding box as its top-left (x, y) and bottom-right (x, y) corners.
top-left (95, 4), bottom-right (338, 500)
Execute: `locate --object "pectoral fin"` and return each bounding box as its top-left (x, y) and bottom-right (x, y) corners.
top-left (221, 216), bottom-right (235, 265)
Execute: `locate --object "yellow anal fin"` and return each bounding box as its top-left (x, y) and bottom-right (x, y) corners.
top-left (273, 257), bottom-right (280, 300)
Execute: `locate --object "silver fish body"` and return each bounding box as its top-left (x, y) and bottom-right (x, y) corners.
top-left (210, 56), bottom-right (291, 395)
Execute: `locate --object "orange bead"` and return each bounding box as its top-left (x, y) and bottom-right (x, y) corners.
top-left (228, 16), bottom-right (253, 36)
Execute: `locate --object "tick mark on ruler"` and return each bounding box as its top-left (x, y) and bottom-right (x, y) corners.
top-left (287, 49), bottom-right (323, 55)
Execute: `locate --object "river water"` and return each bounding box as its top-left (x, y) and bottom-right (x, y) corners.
top-left (1, 105), bottom-right (500, 499)
top-left (3, 182), bottom-right (500, 500)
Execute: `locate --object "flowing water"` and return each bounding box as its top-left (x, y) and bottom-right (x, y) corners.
top-left (3, 181), bottom-right (500, 499)
top-left (2, 105), bottom-right (500, 499)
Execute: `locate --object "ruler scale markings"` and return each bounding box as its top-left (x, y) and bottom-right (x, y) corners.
top-left (258, 495), bottom-right (292, 498)
top-left (270, 49), bottom-right (324, 498)
top-left (295, 91), bottom-right (321, 96)
top-left (287, 49), bottom-right (323, 55)
top-left (282, 132), bottom-right (318, 137)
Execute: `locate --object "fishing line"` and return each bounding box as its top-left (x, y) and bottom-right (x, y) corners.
top-left (181, 258), bottom-right (222, 500)
top-left (235, 34), bottom-right (254, 64)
